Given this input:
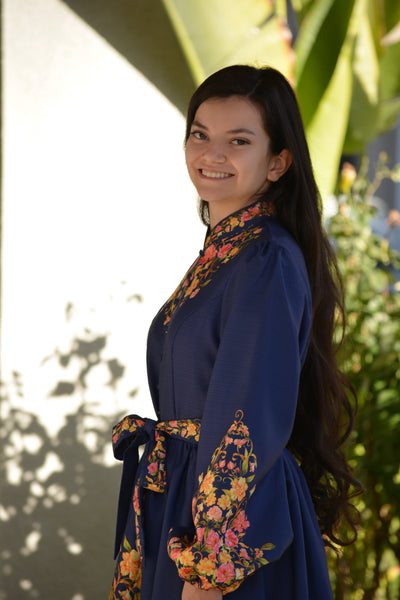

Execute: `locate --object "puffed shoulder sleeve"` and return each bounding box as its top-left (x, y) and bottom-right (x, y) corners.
top-left (167, 237), bottom-right (313, 593)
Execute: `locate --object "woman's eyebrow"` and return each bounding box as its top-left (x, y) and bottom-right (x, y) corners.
top-left (191, 119), bottom-right (207, 129)
top-left (191, 120), bottom-right (256, 136)
top-left (227, 128), bottom-right (256, 136)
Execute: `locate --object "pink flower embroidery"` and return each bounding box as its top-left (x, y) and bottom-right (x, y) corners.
top-left (217, 243), bottom-right (232, 258)
top-left (232, 510), bottom-right (250, 533)
top-left (215, 562), bottom-right (235, 583)
top-left (207, 505), bottom-right (223, 521)
top-left (200, 244), bottom-right (217, 263)
top-left (147, 462), bottom-right (158, 474)
top-left (234, 438), bottom-right (247, 446)
top-left (133, 488), bottom-right (139, 512)
top-left (225, 529), bottom-right (239, 548)
top-left (248, 205), bottom-right (260, 215)
top-left (204, 530), bottom-right (221, 553)
top-left (169, 545), bottom-right (181, 561)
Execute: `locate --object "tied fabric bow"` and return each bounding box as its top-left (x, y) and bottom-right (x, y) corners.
top-left (112, 415), bottom-right (201, 559)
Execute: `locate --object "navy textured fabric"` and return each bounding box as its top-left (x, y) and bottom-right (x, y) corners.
top-left (110, 201), bottom-right (334, 599)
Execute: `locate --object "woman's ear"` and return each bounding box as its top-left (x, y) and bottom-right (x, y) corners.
top-left (267, 149), bottom-right (293, 182)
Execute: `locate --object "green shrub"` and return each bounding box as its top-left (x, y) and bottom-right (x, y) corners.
top-left (327, 155), bottom-right (400, 600)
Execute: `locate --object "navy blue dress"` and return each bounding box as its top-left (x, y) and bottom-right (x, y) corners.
top-left (110, 200), bottom-right (334, 599)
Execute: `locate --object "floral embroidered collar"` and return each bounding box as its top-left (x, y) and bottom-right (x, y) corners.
top-left (162, 199), bottom-right (275, 329)
top-left (203, 199), bottom-right (274, 252)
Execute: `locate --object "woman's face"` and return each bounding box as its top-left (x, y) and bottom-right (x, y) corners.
top-left (185, 96), bottom-right (274, 227)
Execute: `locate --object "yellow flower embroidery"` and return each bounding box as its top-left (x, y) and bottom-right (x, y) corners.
top-left (217, 495), bottom-right (230, 510)
top-left (230, 477), bottom-right (248, 502)
top-left (198, 558), bottom-right (216, 576)
top-left (120, 549), bottom-right (141, 578)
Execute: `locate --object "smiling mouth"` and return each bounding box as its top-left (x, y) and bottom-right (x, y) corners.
top-left (200, 169), bottom-right (233, 179)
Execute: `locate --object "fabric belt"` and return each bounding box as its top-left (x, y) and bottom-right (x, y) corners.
top-left (112, 414), bottom-right (201, 559)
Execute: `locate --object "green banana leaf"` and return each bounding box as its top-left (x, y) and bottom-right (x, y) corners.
top-left (383, 0), bottom-right (400, 32)
top-left (290, 0), bottom-right (315, 22)
top-left (161, 0), bottom-right (294, 85)
top-left (294, 0), bottom-right (359, 196)
top-left (305, 41), bottom-right (355, 196)
top-left (373, 3), bottom-right (400, 134)
top-left (342, 7), bottom-right (380, 153)
top-left (294, 0), bottom-right (356, 127)
top-left (377, 37), bottom-right (400, 134)
top-left (343, 1), bottom-right (400, 152)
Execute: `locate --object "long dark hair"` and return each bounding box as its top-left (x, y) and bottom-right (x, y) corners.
top-left (185, 65), bottom-right (362, 546)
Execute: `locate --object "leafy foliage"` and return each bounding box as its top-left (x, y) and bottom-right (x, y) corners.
top-left (326, 156), bottom-right (400, 599)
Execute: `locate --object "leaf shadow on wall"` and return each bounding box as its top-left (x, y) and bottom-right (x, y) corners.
top-left (0, 296), bottom-right (142, 599)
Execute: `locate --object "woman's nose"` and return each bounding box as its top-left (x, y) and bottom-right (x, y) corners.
top-left (203, 141), bottom-right (226, 163)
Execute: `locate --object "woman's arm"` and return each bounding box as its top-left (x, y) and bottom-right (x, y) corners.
top-left (168, 239), bottom-right (312, 593)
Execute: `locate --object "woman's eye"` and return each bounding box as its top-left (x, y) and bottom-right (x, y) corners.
top-left (232, 138), bottom-right (249, 146)
top-left (191, 131), bottom-right (207, 140)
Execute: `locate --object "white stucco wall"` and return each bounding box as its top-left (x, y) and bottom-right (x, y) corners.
top-left (0, 1), bottom-right (204, 597)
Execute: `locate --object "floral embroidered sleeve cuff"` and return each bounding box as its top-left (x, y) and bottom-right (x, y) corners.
top-left (167, 411), bottom-right (275, 594)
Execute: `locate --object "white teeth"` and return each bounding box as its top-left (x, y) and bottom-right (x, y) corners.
top-left (201, 169), bottom-right (232, 179)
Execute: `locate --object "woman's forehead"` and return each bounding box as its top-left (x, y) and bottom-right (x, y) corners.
top-left (193, 96), bottom-right (265, 131)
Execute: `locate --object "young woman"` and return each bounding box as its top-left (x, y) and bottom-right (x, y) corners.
top-left (110, 65), bottom-right (360, 600)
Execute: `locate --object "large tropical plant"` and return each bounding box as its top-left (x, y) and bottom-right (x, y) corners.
top-left (161, 0), bottom-right (400, 197)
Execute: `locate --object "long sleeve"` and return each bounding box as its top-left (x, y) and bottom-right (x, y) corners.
top-left (167, 236), bottom-right (313, 593)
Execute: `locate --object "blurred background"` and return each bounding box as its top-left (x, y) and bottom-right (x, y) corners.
top-left (1, 1), bottom-right (399, 599)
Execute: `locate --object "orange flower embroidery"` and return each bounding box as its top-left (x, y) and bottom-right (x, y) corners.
top-left (109, 537), bottom-right (141, 600)
top-left (201, 472), bottom-right (215, 495)
top-left (205, 492), bottom-right (217, 507)
top-left (180, 549), bottom-right (196, 566)
top-left (198, 558), bottom-right (216, 575)
top-left (217, 495), bottom-right (230, 510)
top-left (120, 549), bottom-right (141, 578)
top-left (230, 477), bottom-right (248, 502)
